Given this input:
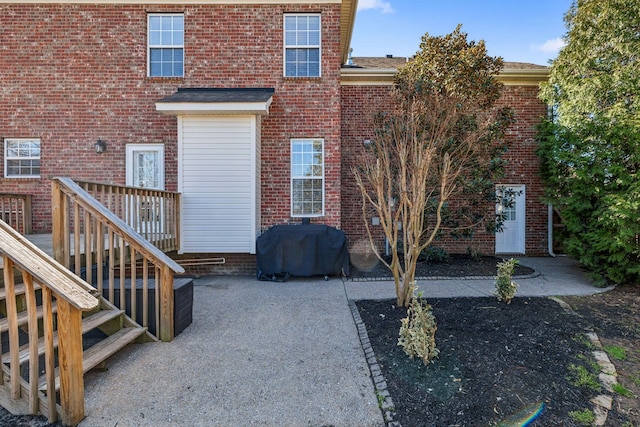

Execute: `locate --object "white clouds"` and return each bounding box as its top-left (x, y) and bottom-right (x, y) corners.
top-left (357, 0), bottom-right (394, 14)
top-left (532, 37), bottom-right (566, 54)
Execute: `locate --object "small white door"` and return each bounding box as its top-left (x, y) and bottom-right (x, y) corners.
top-left (126, 144), bottom-right (164, 190)
top-left (496, 185), bottom-right (525, 254)
top-left (126, 144), bottom-right (165, 232)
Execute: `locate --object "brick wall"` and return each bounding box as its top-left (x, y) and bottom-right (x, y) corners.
top-left (0, 3), bottom-right (342, 274)
top-left (340, 83), bottom-right (549, 258)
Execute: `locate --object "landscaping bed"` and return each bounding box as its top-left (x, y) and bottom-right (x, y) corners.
top-left (353, 255), bottom-right (640, 426)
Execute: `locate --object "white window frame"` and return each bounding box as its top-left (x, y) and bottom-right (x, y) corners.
top-left (147, 13), bottom-right (184, 78)
top-left (4, 138), bottom-right (41, 178)
top-left (291, 138), bottom-right (324, 217)
top-left (283, 13), bottom-right (321, 77)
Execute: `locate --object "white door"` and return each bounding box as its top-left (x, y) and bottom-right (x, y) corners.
top-left (126, 144), bottom-right (164, 190)
top-left (495, 185), bottom-right (525, 254)
top-left (126, 144), bottom-right (165, 232)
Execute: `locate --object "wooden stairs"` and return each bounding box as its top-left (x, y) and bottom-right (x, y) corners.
top-left (0, 178), bottom-right (186, 425)
top-left (0, 270), bottom-right (152, 422)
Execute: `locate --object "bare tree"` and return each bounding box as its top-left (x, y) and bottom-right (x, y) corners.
top-left (353, 26), bottom-right (514, 307)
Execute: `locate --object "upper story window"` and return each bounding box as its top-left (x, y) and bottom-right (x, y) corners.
top-left (291, 139), bottom-right (324, 217)
top-left (4, 138), bottom-right (41, 178)
top-left (284, 14), bottom-right (321, 77)
top-left (148, 14), bottom-right (184, 77)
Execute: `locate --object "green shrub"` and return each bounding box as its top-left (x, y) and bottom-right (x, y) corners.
top-left (398, 288), bottom-right (439, 365)
top-left (536, 119), bottom-right (640, 286)
top-left (419, 246), bottom-right (451, 263)
top-left (466, 246), bottom-right (482, 261)
top-left (494, 258), bottom-right (519, 304)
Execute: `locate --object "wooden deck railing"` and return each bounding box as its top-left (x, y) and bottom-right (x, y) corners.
top-left (52, 178), bottom-right (185, 342)
top-left (0, 220), bottom-right (99, 425)
top-left (75, 180), bottom-right (180, 253)
top-left (0, 193), bottom-right (32, 234)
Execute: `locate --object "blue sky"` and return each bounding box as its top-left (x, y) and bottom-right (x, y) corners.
top-left (351, 0), bottom-right (573, 65)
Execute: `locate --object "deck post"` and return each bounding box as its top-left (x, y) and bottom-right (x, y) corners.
top-left (23, 195), bottom-right (32, 234)
top-left (51, 180), bottom-right (68, 266)
top-left (57, 298), bottom-right (86, 426)
top-left (159, 266), bottom-right (174, 342)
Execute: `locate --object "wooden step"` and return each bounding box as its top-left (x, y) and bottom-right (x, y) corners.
top-left (0, 302), bottom-right (58, 333)
top-left (1, 309), bottom-right (125, 365)
top-left (39, 326), bottom-right (147, 392)
top-left (0, 282), bottom-right (42, 299)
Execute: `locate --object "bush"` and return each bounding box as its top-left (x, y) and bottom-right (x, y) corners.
top-left (494, 258), bottom-right (519, 304)
top-left (536, 119), bottom-right (640, 286)
top-left (398, 287), bottom-right (439, 365)
top-left (419, 246), bottom-right (451, 263)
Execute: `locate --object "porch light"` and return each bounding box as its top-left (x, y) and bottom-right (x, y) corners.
top-left (94, 139), bottom-right (107, 153)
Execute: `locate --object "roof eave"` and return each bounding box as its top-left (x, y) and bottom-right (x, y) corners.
top-left (341, 67), bottom-right (550, 86)
top-left (496, 68), bottom-right (550, 86)
top-left (156, 99), bottom-right (273, 116)
top-left (340, 0), bottom-right (357, 65)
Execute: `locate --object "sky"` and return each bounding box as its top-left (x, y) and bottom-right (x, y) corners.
top-left (351, 0), bottom-right (574, 66)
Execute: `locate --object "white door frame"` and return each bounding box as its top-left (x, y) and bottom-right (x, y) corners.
top-left (495, 184), bottom-right (526, 254)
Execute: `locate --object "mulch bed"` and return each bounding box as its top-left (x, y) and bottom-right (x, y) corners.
top-left (353, 255), bottom-right (640, 426)
top-left (357, 297), bottom-right (595, 426)
top-left (349, 253), bottom-right (535, 279)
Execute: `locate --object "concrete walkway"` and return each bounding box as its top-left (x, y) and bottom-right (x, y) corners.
top-left (346, 255), bottom-right (610, 300)
top-left (76, 255), bottom-right (609, 427)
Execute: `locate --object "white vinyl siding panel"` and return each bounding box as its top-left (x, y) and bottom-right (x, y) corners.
top-left (179, 116), bottom-right (257, 253)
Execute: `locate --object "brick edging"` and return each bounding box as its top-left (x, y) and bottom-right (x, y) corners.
top-left (347, 271), bottom-right (540, 282)
top-left (348, 300), bottom-right (401, 427)
top-left (549, 296), bottom-right (616, 426)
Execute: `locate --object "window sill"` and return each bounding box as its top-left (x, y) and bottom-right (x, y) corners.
top-left (283, 76), bottom-right (323, 82)
top-left (146, 76), bottom-right (185, 81)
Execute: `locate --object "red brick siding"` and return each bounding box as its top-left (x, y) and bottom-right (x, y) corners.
top-left (1, 3), bottom-right (342, 273)
top-left (340, 84), bottom-right (549, 257)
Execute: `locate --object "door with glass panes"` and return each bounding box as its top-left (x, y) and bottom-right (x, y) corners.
top-left (495, 185), bottom-right (525, 254)
top-left (126, 144), bottom-right (164, 233)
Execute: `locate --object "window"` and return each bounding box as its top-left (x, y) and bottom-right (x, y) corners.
top-left (284, 14), bottom-right (321, 77)
top-left (148, 14), bottom-right (184, 77)
top-left (4, 138), bottom-right (40, 178)
top-left (291, 139), bottom-right (324, 216)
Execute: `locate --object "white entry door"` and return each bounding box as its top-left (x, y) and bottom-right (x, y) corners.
top-left (126, 144), bottom-right (165, 233)
top-left (126, 144), bottom-right (164, 190)
top-left (495, 185), bottom-right (525, 254)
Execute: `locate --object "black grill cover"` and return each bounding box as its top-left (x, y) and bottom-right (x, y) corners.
top-left (256, 224), bottom-right (350, 280)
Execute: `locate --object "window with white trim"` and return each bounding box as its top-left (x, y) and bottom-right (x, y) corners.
top-left (4, 138), bottom-right (40, 178)
top-left (148, 14), bottom-right (184, 77)
top-left (291, 139), bottom-right (324, 217)
top-left (284, 14), bottom-right (321, 77)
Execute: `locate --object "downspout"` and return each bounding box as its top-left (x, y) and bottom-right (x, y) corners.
top-left (546, 104), bottom-right (556, 257)
top-left (548, 204), bottom-right (556, 257)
